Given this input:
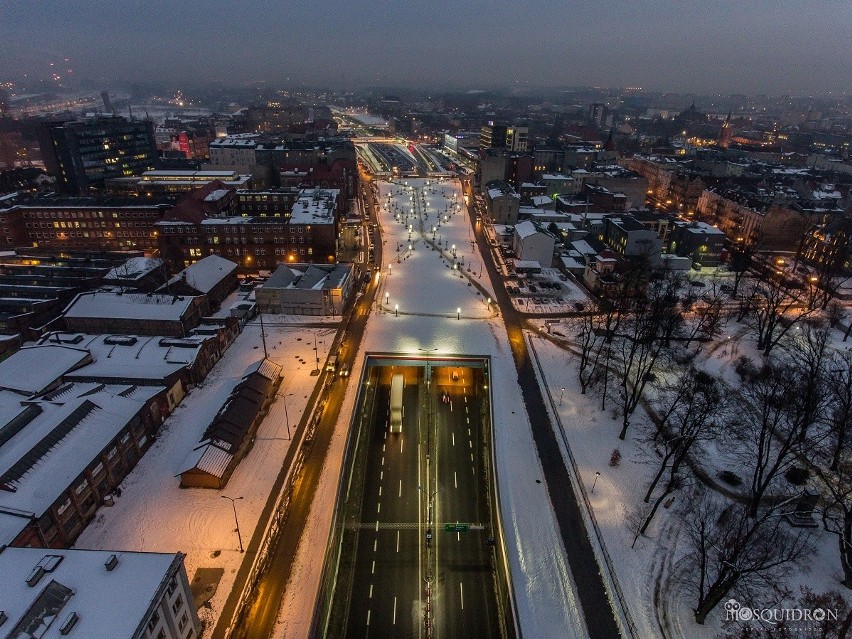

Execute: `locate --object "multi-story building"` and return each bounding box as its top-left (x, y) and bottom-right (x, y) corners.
top-left (484, 181), bottom-right (520, 225)
top-left (668, 220), bottom-right (726, 267)
top-left (480, 122), bottom-right (529, 153)
top-left (8, 195), bottom-right (171, 252)
top-left (255, 263), bottom-right (354, 316)
top-left (38, 117), bottom-right (158, 194)
top-left (107, 169), bottom-right (251, 196)
top-left (157, 188), bottom-right (340, 272)
top-left (600, 214), bottom-right (663, 263)
top-left (0, 547), bottom-right (202, 639)
top-left (512, 221), bottom-right (556, 267)
top-left (696, 188), bottom-right (814, 250)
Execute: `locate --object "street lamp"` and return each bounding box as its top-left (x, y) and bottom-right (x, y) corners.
top-left (221, 495), bottom-right (244, 552)
top-left (386, 292), bottom-right (389, 306)
top-left (560, 387), bottom-right (565, 405)
top-left (282, 392), bottom-right (294, 440)
top-left (395, 304), bottom-right (399, 317)
top-left (457, 307), bottom-right (461, 320)
top-left (591, 472), bottom-right (601, 494)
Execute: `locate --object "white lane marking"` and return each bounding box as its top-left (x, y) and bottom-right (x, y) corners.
top-left (397, 530), bottom-right (400, 552)
top-left (450, 400), bottom-right (453, 412)
top-left (367, 610), bottom-right (371, 626)
top-left (469, 440), bottom-right (472, 449)
top-left (377, 502), bottom-right (381, 514)
top-left (460, 582), bottom-right (464, 609)
top-left (472, 466), bottom-right (475, 475)
top-left (466, 417), bottom-right (469, 424)
top-left (375, 521), bottom-right (379, 532)
top-left (457, 532), bottom-right (460, 541)
top-left (383, 443), bottom-right (386, 452)
top-left (374, 538), bottom-right (377, 552)
top-left (399, 480), bottom-right (402, 497)
top-left (452, 433), bottom-right (455, 446)
top-left (380, 471), bottom-right (383, 481)
top-left (371, 560), bottom-right (375, 574)
top-left (454, 471), bottom-right (457, 488)
top-left (464, 396), bottom-right (467, 403)
top-left (470, 453), bottom-right (474, 462)
top-left (468, 428), bottom-right (471, 437)
top-left (379, 486), bottom-right (382, 497)
top-left (400, 437), bottom-right (403, 453)
top-left (381, 456), bottom-right (384, 466)
top-left (393, 596), bottom-right (398, 625)
top-left (369, 584), bottom-right (373, 598)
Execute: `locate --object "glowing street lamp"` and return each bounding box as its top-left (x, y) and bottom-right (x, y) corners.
top-left (457, 307), bottom-right (461, 320)
top-left (395, 304), bottom-right (399, 317)
top-left (221, 495), bottom-right (244, 552)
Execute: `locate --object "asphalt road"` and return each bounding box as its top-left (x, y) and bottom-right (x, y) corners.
top-left (342, 366), bottom-right (500, 638)
top-left (471, 198), bottom-right (623, 639)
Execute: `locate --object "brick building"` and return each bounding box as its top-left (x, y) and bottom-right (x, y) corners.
top-left (157, 188), bottom-right (340, 273)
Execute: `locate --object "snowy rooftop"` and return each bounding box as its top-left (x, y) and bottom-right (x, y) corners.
top-left (0, 547), bottom-right (181, 639)
top-left (289, 190), bottom-right (339, 225)
top-left (0, 345), bottom-right (90, 395)
top-left (63, 291), bottom-right (197, 322)
top-left (104, 257), bottom-right (164, 282)
top-left (514, 220), bottom-right (540, 239)
top-left (263, 263), bottom-right (351, 291)
top-left (38, 332), bottom-right (210, 384)
top-left (0, 383), bottom-right (162, 534)
top-left (163, 254), bottom-right (237, 294)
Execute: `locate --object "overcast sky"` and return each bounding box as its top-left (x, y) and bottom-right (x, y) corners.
top-left (1, 0), bottom-right (850, 95)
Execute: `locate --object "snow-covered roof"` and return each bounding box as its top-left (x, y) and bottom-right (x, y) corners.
top-left (63, 291), bottom-right (197, 322)
top-left (0, 383), bottom-right (162, 525)
top-left (289, 189), bottom-right (339, 225)
top-left (514, 220), bottom-right (540, 240)
top-left (560, 256), bottom-right (585, 270)
top-left (571, 240), bottom-right (598, 256)
top-left (104, 257), bottom-right (164, 282)
top-left (36, 333), bottom-right (210, 384)
top-left (515, 260), bottom-right (542, 269)
top-left (178, 442), bottom-right (233, 479)
top-left (163, 254), bottom-right (237, 294)
top-left (531, 196), bottom-right (553, 207)
top-left (262, 263), bottom-right (352, 291)
top-left (0, 345), bottom-right (90, 395)
top-left (0, 547), bottom-right (182, 639)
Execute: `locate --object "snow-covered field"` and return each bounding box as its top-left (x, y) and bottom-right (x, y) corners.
top-left (530, 315), bottom-right (852, 638)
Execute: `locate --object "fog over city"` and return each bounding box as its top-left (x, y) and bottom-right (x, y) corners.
top-left (1, 0), bottom-right (851, 94)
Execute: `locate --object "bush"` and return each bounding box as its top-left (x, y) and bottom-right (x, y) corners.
top-left (609, 448), bottom-right (622, 467)
top-left (784, 466), bottom-right (809, 486)
top-left (718, 470), bottom-right (742, 486)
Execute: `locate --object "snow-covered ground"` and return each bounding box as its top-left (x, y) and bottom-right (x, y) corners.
top-left (273, 178), bottom-right (588, 638)
top-left (529, 315), bottom-right (852, 638)
top-left (74, 320), bottom-right (339, 631)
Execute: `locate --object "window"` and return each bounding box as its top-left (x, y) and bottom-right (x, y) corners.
top-left (147, 611), bottom-right (160, 633)
top-left (172, 593), bottom-right (184, 615)
top-left (178, 612), bottom-right (189, 633)
top-left (167, 576), bottom-right (177, 596)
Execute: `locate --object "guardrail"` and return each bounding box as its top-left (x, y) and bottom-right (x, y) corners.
top-left (527, 334), bottom-right (640, 639)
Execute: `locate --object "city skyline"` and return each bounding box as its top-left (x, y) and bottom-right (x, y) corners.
top-left (1, 0), bottom-right (851, 96)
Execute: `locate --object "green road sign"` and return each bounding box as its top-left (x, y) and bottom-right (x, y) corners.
top-left (444, 523), bottom-right (469, 532)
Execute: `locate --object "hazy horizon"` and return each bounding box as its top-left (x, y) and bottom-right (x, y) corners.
top-left (2, 0), bottom-right (851, 96)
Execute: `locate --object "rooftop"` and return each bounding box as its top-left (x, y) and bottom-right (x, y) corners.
top-left (0, 547), bottom-right (181, 639)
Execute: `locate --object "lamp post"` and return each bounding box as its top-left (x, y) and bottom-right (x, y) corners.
top-left (395, 304), bottom-right (399, 317)
top-left (559, 387), bottom-right (565, 406)
top-left (221, 495), bottom-right (244, 552)
top-left (385, 292), bottom-right (389, 307)
top-left (282, 392), bottom-right (294, 440)
top-left (457, 307), bottom-right (461, 320)
top-left (591, 471), bottom-right (601, 494)
top-left (258, 305), bottom-right (268, 359)
top-left (313, 332), bottom-right (320, 374)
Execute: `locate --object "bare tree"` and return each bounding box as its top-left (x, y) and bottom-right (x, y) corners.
top-left (683, 490), bottom-right (813, 625)
top-left (732, 358), bottom-right (803, 517)
top-left (681, 281), bottom-right (726, 350)
top-left (826, 350), bottom-right (852, 472)
top-left (638, 369), bottom-right (724, 534)
top-left (745, 268), bottom-right (816, 356)
top-left (614, 274), bottom-right (681, 440)
top-left (813, 453), bottom-right (852, 588)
